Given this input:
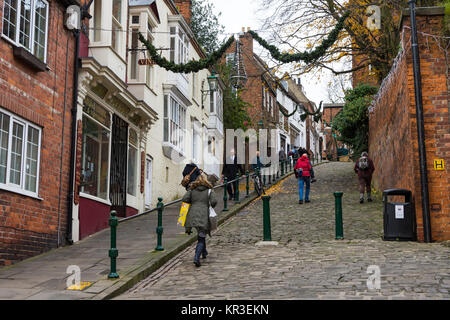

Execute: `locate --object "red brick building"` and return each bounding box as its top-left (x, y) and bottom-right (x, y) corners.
top-left (0, 0), bottom-right (79, 266)
top-left (223, 31), bottom-right (279, 162)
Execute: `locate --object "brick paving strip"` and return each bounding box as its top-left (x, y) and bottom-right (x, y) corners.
top-left (0, 163), bottom-right (300, 300)
top-left (117, 162), bottom-right (450, 300)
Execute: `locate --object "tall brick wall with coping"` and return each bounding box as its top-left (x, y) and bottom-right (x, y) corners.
top-left (0, 0), bottom-right (76, 265)
top-left (369, 7), bottom-right (450, 242)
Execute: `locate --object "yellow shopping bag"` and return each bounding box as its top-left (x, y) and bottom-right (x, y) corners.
top-left (178, 202), bottom-right (190, 226)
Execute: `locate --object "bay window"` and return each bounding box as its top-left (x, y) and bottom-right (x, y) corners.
top-left (111, 0), bottom-right (122, 53)
top-left (0, 108), bottom-right (41, 197)
top-left (2, 0), bottom-right (49, 62)
top-left (169, 26), bottom-right (189, 65)
top-left (163, 95), bottom-right (186, 154)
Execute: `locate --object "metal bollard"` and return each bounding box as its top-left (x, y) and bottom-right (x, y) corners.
top-left (155, 198), bottom-right (164, 251)
top-left (108, 210), bottom-right (119, 279)
top-left (262, 196), bottom-right (272, 241)
top-left (235, 173), bottom-right (240, 203)
top-left (334, 192), bottom-right (344, 240)
top-left (223, 177), bottom-right (229, 211)
top-left (245, 170), bottom-right (250, 198)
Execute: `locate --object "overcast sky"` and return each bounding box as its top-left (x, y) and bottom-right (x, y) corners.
top-left (210, 0), bottom-right (344, 107)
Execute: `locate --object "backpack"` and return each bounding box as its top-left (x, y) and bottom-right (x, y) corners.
top-left (181, 167), bottom-right (197, 188)
top-left (295, 168), bottom-right (303, 178)
top-left (358, 156), bottom-right (369, 170)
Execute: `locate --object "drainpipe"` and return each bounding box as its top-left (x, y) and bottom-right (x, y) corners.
top-left (66, 28), bottom-right (80, 245)
top-left (408, 0), bottom-right (432, 242)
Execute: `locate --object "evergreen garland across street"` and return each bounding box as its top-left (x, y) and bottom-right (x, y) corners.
top-left (248, 11), bottom-right (350, 65)
top-left (138, 33), bottom-right (235, 73)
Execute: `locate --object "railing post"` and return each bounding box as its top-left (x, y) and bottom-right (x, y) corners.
top-left (223, 177), bottom-right (229, 211)
top-left (281, 159), bottom-right (285, 176)
top-left (245, 170), bottom-right (250, 198)
top-left (155, 197), bottom-right (164, 251)
top-left (262, 196), bottom-right (272, 241)
top-left (108, 210), bottom-right (119, 279)
top-left (268, 166), bottom-right (271, 185)
top-left (235, 173), bottom-right (240, 203)
top-left (277, 162), bottom-right (280, 179)
top-left (334, 192), bottom-right (344, 240)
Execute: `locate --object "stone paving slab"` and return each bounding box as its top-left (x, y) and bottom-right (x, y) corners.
top-left (118, 162), bottom-right (450, 300)
top-left (0, 169), bottom-right (288, 299)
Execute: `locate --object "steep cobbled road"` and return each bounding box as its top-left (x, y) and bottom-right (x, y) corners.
top-left (117, 162), bottom-right (450, 300)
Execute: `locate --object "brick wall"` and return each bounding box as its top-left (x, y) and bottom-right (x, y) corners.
top-left (173, 0), bottom-right (192, 25)
top-left (0, 0), bottom-right (76, 265)
top-left (369, 8), bottom-right (450, 241)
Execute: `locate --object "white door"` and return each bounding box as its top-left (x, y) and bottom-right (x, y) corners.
top-left (145, 156), bottom-right (152, 208)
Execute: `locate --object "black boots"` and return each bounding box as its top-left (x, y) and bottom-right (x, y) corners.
top-left (194, 236), bottom-right (206, 267)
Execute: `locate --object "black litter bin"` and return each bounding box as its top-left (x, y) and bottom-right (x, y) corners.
top-left (383, 189), bottom-right (416, 241)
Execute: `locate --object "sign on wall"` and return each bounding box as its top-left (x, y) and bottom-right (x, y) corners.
top-left (433, 159), bottom-right (445, 171)
top-left (138, 58), bottom-right (155, 66)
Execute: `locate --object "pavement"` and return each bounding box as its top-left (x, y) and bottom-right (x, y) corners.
top-left (117, 162), bottom-right (450, 300)
top-left (0, 162), bottom-right (295, 300)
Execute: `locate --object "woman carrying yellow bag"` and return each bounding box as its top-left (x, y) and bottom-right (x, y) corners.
top-left (181, 173), bottom-right (217, 267)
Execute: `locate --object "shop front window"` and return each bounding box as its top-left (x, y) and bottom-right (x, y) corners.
top-left (127, 128), bottom-right (137, 196)
top-left (81, 115), bottom-right (110, 200)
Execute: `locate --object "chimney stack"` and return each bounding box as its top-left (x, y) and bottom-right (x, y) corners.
top-left (173, 0), bottom-right (192, 26)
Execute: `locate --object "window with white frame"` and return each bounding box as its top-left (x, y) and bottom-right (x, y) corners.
top-left (163, 95), bottom-right (186, 153)
top-left (130, 29), bottom-right (139, 80)
top-left (2, 0), bottom-right (49, 62)
top-left (169, 25), bottom-right (189, 65)
top-left (93, 0), bottom-right (102, 42)
top-left (0, 108), bottom-right (41, 197)
top-left (111, 0), bottom-right (122, 53)
top-left (127, 128), bottom-right (138, 196)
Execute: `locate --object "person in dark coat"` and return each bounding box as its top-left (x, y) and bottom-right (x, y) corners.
top-left (221, 149), bottom-right (244, 200)
top-left (182, 173), bottom-right (217, 267)
top-left (354, 151), bottom-right (375, 203)
top-left (182, 163), bottom-right (202, 190)
top-left (295, 153), bottom-right (312, 204)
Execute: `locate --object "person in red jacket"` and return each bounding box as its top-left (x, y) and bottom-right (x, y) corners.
top-left (354, 151), bottom-right (375, 203)
top-left (295, 153), bottom-right (312, 204)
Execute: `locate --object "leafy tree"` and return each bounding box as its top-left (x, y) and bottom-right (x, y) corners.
top-left (331, 83), bottom-right (378, 158)
top-left (215, 63), bottom-right (252, 130)
top-left (258, 0), bottom-right (442, 84)
top-left (190, 0), bottom-right (225, 54)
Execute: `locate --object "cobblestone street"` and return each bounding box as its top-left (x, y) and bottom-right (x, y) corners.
top-left (117, 162), bottom-right (450, 300)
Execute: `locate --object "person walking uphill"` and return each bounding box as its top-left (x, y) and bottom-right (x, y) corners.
top-left (354, 151), bottom-right (375, 203)
top-left (295, 154), bottom-right (312, 204)
top-left (222, 149), bottom-right (244, 200)
top-left (182, 173), bottom-right (218, 267)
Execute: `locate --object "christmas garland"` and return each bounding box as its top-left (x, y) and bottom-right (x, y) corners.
top-left (138, 33), bottom-right (234, 73)
top-left (248, 11), bottom-right (350, 64)
top-left (280, 101), bottom-right (323, 122)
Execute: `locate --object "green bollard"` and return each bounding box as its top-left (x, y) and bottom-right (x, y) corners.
top-left (334, 192), bottom-right (344, 240)
top-left (245, 170), bottom-right (250, 198)
top-left (108, 210), bottom-right (119, 279)
top-left (262, 196), bottom-right (272, 241)
top-left (235, 173), bottom-right (240, 203)
top-left (223, 177), bottom-right (229, 211)
top-left (155, 198), bottom-right (164, 251)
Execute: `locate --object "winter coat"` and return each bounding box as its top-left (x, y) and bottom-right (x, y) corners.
top-left (294, 155), bottom-right (312, 177)
top-left (182, 180), bottom-right (218, 235)
top-left (222, 156), bottom-right (244, 180)
top-left (354, 157), bottom-right (375, 179)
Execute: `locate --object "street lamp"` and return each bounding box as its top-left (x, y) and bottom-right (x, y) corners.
top-left (201, 71), bottom-right (219, 109)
